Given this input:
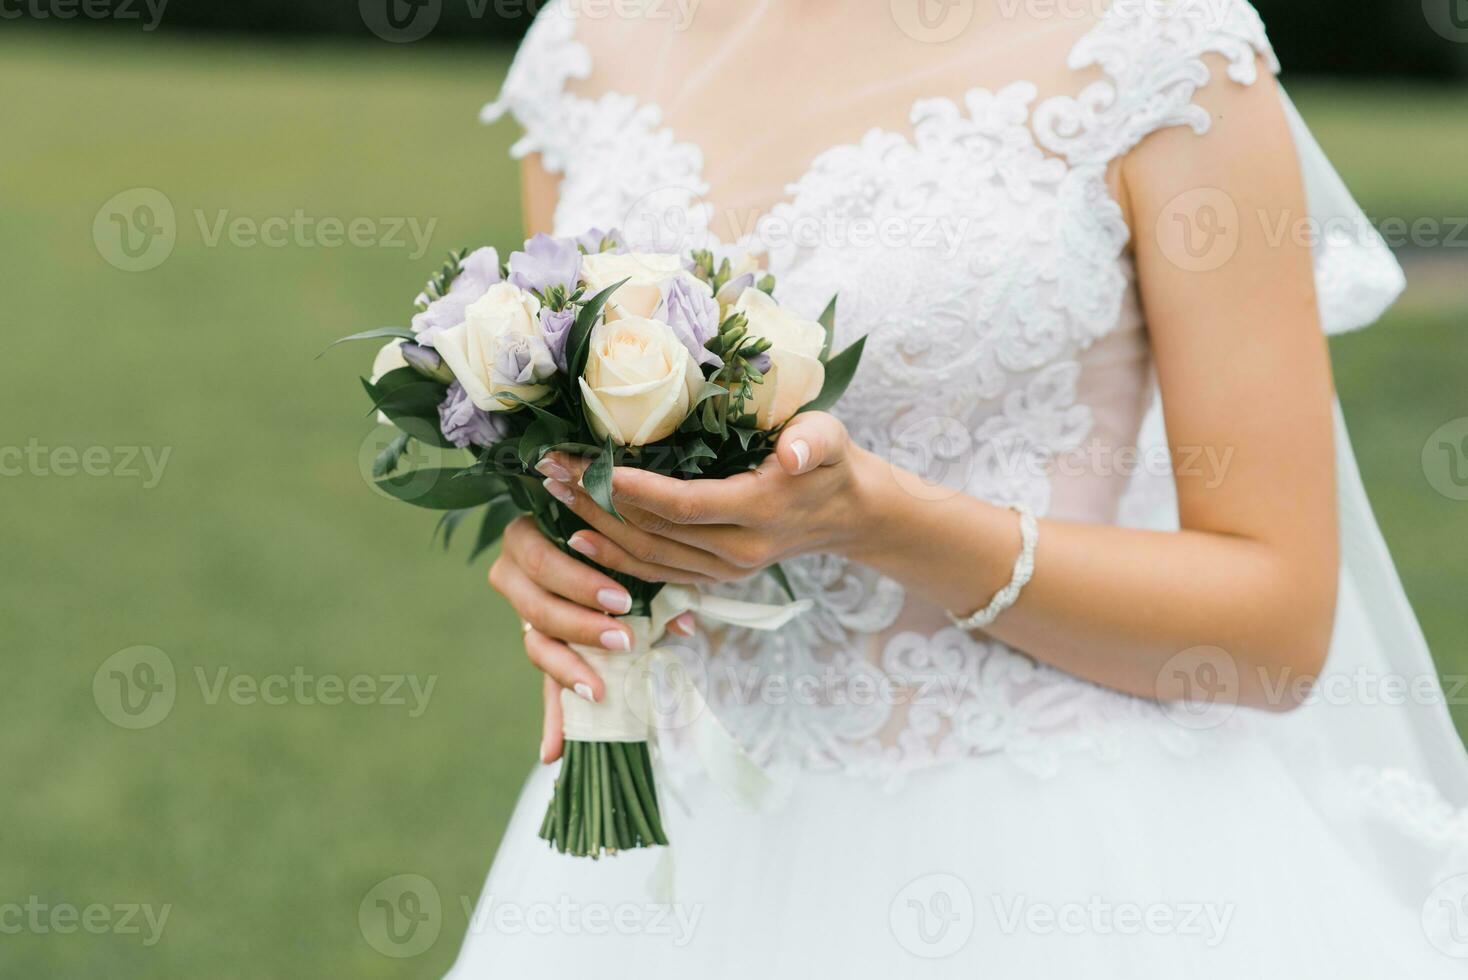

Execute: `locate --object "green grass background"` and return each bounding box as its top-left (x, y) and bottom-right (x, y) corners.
top-left (2, 32), bottom-right (1465, 978)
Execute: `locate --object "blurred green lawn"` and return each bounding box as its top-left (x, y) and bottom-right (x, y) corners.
top-left (2, 31), bottom-right (1465, 979)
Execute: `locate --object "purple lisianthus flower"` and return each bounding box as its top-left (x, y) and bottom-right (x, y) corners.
top-left (439, 382), bottom-right (510, 449)
top-left (539, 307), bottom-right (576, 373)
top-left (659, 277), bottom-right (723, 369)
top-left (508, 234), bottom-right (581, 294)
top-left (412, 246), bottom-right (501, 348)
top-left (491, 334), bottom-right (557, 388)
top-left (573, 227), bottom-right (622, 254)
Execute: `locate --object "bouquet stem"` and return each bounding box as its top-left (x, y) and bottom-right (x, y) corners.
top-left (539, 740), bottom-right (668, 857)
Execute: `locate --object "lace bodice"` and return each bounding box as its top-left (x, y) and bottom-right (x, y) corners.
top-left (485, 0), bottom-right (1279, 783)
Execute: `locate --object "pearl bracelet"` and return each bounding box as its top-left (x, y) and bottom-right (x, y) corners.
top-left (946, 503), bottom-right (1038, 631)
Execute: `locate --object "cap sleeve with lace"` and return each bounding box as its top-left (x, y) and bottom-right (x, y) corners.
top-left (1033, 0), bottom-right (1279, 167)
top-left (479, 3), bottom-right (591, 174)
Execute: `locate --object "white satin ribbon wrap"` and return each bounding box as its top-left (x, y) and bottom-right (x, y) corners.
top-left (563, 584), bottom-right (811, 811)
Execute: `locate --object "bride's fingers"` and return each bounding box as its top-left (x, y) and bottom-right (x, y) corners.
top-left (551, 484), bottom-right (738, 579)
top-left (566, 529), bottom-right (724, 585)
top-left (503, 517), bottom-right (633, 615)
top-left (491, 557), bottom-right (634, 654)
top-left (524, 625), bottom-right (603, 703)
top-left (541, 674), bottom-right (563, 764)
top-left (775, 411), bottom-right (848, 476)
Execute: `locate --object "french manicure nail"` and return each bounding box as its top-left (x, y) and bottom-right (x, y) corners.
top-left (539, 738), bottom-right (549, 762)
top-left (542, 477), bottom-right (575, 505)
top-left (791, 439), bottom-right (811, 473)
top-left (568, 535), bottom-right (596, 558)
top-left (597, 588), bottom-right (632, 614)
top-left (573, 682), bottom-right (596, 702)
top-left (535, 458), bottom-right (572, 483)
top-left (676, 612), bottom-right (697, 634)
top-left (600, 629), bottom-right (631, 652)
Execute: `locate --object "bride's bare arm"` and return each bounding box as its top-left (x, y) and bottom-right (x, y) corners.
top-left (543, 62), bottom-right (1338, 711)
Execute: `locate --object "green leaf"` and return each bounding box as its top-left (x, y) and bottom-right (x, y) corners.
top-left (816, 294), bottom-right (838, 362)
top-left (317, 326), bottom-right (415, 358)
top-left (582, 438), bottom-right (622, 522)
top-left (375, 468), bottom-right (506, 510)
top-left (799, 335), bottom-right (866, 414)
top-left (567, 278), bottom-right (628, 380)
top-left (469, 497), bottom-right (523, 562)
top-left (369, 381), bottom-right (446, 418)
top-left (362, 370), bottom-right (454, 448)
top-left (518, 413), bottom-right (572, 469)
top-left (372, 432), bottom-right (412, 478)
top-left (766, 562), bottom-right (798, 602)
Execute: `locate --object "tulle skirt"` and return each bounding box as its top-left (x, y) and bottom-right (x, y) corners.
top-left (446, 721), bottom-right (1462, 979)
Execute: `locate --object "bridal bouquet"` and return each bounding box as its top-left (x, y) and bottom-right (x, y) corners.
top-left (330, 230), bottom-right (864, 858)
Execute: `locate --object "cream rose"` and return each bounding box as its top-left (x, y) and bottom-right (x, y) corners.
top-left (580, 251), bottom-right (707, 321)
top-left (579, 316), bottom-right (703, 446)
top-left (433, 282), bottom-right (555, 411)
top-left (734, 288), bottom-right (826, 429)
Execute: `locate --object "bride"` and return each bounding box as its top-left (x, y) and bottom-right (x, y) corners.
top-left (449, 0), bottom-right (1468, 975)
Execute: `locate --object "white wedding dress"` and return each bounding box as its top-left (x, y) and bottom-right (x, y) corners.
top-left (448, 2), bottom-right (1468, 975)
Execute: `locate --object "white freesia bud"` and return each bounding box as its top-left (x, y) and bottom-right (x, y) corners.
top-left (733, 288), bottom-right (826, 430)
top-left (370, 341), bottom-right (410, 425)
top-left (581, 251), bottom-right (707, 321)
top-left (371, 340), bottom-right (409, 383)
top-left (433, 282), bottom-right (555, 411)
top-left (579, 316), bottom-right (703, 446)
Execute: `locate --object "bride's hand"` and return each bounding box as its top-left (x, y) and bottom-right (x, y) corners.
top-left (536, 412), bottom-right (872, 582)
top-left (488, 517), bottom-right (694, 763)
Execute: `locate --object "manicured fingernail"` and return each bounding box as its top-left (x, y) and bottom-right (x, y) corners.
top-left (542, 477), bottom-right (575, 505)
top-left (535, 458), bottom-right (572, 482)
top-left (600, 629), bottom-right (631, 652)
top-left (670, 612), bottom-right (697, 636)
top-left (597, 588), bottom-right (632, 614)
top-left (568, 534), bottom-right (596, 558)
top-left (539, 738), bottom-right (549, 763)
top-left (573, 682), bottom-right (596, 702)
top-left (790, 439), bottom-right (811, 473)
